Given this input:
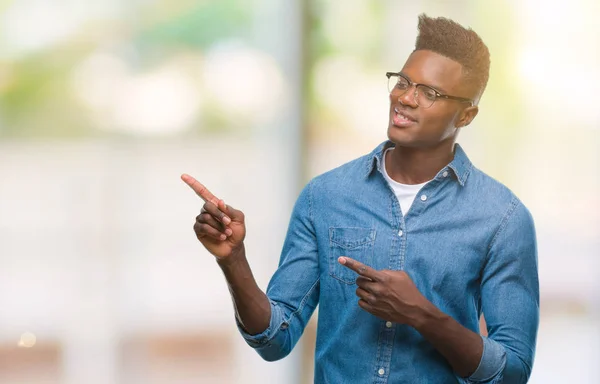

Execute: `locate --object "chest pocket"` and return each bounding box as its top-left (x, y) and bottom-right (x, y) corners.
top-left (329, 227), bottom-right (376, 285)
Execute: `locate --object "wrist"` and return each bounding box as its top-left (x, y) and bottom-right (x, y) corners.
top-left (216, 244), bottom-right (246, 269)
top-left (412, 299), bottom-right (448, 331)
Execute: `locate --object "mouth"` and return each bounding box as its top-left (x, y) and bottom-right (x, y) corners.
top-left (391, 107), bottom-right (417, 127)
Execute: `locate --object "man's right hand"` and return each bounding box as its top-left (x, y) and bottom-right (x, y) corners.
top-left (181, 174), bottom-right (246, 260)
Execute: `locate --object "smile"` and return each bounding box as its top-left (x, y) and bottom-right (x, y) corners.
top-left (392, 107), bottom-right (417, 127)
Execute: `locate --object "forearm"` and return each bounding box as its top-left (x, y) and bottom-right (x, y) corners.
top-left (414, 303), bottom-right (483, 378)
top-left (217, 244), bottom-right (271, 335)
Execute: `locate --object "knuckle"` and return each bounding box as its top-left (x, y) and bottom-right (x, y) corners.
top-left (199, 223), bottom-right (215, 234)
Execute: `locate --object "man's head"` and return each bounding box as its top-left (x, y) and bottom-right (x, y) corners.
top-left (414, 14), bottom-right (490, 101)
top-left (387, 14), bottom-right (490, 150)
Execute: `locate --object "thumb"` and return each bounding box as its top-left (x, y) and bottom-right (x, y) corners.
top-left (218, 200), bottom-right (244, 222)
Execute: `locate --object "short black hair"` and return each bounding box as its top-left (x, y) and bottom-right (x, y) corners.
top-left (415, 14), bottom-right (490, 99)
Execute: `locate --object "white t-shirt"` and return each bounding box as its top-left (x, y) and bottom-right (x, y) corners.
top-left (382, 148), bottom-right (431, 215)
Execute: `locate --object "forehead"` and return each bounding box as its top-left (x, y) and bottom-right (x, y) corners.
top-left (401, 50), bottom-right (465, 93)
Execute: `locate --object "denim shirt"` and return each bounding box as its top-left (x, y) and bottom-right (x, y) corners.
top-left (239, 141), bottom-right (539, 384)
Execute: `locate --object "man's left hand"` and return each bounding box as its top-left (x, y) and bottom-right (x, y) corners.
top-left (338, 256), bottom-right (433, 327)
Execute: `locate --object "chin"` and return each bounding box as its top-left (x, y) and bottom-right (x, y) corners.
top-left (387, 126), bottom-right (417, 147)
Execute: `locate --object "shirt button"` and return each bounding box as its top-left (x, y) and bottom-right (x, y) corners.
top-left (397, 230), bottom-right (403, 237)
top-left (442, 171), bottom-right (449, 177)
top-left (420, 194), bottom-right (427, 201)
top-left (378, 368), bottom-right (385, 376)
top-left (386, 321), bottom-right (393, 328)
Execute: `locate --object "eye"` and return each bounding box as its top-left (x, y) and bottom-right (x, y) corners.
top-left (396, 78), bottom-right (409, 90)
top-left (420, 86), bottom-right (437, 101)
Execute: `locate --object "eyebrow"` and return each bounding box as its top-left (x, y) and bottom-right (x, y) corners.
top-left (399, 72), bottom-right (448, 94)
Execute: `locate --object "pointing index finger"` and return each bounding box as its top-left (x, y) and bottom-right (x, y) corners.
top-left (181, 174), bottom-right (219, 205)
top-left (338, 256), bottom-right (381, 281)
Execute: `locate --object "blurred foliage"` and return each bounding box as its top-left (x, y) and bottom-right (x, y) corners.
top-left (469, 0), bottom-right (525, 182)
top-left (471, 0), bottom-right (524, 133)
top-left (0, 49), bottom-right (93, 138)
top-left (304, 0), bottom-right (386, 135)
top-left (135, 0), bottom-right (251, 51)
top-left (0, 0), bottom-right (251, 138)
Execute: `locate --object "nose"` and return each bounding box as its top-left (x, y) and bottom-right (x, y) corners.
top-left (394, 87), bottom-right (418, 108)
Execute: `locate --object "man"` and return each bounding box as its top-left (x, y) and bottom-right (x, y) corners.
top-left (182, 14), bottom-right (539, 383)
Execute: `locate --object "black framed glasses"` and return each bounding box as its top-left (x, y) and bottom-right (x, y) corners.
top-left (386, 72), bottom-right (473, 108)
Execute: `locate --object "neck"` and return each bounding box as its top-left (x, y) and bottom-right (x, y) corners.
top-left (385, 141), bottom-right (455, 184)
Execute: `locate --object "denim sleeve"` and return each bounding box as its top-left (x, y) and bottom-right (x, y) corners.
top-left (460, 198), bottom-right (540, 383)
top-left (237, 180), bottom-right (320, 362)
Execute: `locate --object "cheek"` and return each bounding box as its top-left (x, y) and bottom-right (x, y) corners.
top-left (420, 110), bottom-right (457, 132)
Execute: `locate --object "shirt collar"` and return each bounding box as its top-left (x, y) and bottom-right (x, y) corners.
top-left (365, 140), bottom-right (473, 186)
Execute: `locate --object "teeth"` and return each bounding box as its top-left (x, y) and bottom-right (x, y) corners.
top-left (396, 112), bottom-right (409, 120)
top-left (394, 107), bottom-right (410, 120)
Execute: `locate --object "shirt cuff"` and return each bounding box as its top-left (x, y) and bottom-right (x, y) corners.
top-left (236, 300), bottom-right (288, 348)
top-left (468, 335), bottom-right (507, 381)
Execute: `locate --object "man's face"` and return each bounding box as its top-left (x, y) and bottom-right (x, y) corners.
top-left (387, 49), bottom-right (478, 149)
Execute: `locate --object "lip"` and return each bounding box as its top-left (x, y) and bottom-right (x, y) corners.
top-left (391, 106), bottom-right (418, 127)
top-left (393, 107), bottom-right (417, 121)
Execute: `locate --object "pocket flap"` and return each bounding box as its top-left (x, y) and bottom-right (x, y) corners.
top-left (329, 227), bottom-right (376, 249)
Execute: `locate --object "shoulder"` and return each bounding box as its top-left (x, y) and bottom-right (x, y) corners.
top-left (468, 167), bottom-right (535, 231)
top-left (309, 152), bottom-right (373, 191)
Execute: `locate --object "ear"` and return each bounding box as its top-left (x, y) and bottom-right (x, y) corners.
top-left (456, 105), bottom-right (479, 128)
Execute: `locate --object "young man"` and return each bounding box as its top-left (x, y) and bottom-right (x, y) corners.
top-left (182, 14), bottom-right (539, 383)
